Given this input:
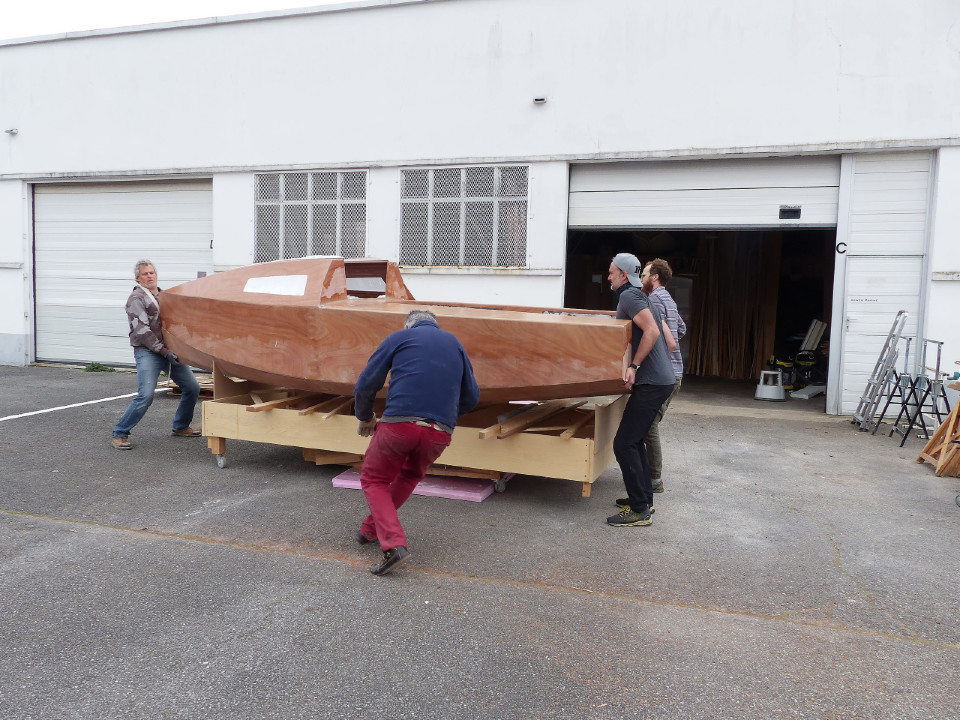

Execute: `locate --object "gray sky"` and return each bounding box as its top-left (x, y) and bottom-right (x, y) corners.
top-left (1, 1), bottom-right (349, 42)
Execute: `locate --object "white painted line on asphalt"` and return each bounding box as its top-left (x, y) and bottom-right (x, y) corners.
top-left (0, 388), bottom-right (170, 423)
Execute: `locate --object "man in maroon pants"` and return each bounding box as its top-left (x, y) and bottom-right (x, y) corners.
top-left (353, 310), bottom-right (480, 575)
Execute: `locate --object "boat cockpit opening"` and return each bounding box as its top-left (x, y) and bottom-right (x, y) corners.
top-left (343, 258), bottom-right (389, 298)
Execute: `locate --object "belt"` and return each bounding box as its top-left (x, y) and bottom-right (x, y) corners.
top-left (414, 420), bottom-right (445, 431)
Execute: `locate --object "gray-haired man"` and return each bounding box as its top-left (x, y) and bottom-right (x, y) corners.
top-left (353, 310), bottom-right (480, 575)
top-left (111, 260), bottom-right (201, 449)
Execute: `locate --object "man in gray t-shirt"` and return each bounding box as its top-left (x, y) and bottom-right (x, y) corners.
top-left (606, 253), bottom-right (677, 528)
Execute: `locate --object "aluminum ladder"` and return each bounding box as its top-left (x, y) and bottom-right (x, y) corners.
top-left (852, 310), bottom-right (908, 432)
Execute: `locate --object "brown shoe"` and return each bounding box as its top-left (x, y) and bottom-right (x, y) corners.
top-left (172, 426), bottom-right (201, 437)
top-left (111, 436), bottom-right (132, 450)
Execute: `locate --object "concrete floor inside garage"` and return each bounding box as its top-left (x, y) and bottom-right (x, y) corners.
top-left (0, 362), bottom-right (957, 720)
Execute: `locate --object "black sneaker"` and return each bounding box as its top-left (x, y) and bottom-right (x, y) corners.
top-left (607, 506), bottom-right (653, 527)
top-left (370, 546), bottom-right (409, 575)
top-left (356, 530), bottom-right (374, 545)
top-left (614, 498), bottom-right (655, 514)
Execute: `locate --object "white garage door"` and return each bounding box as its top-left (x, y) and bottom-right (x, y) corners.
top-left (34, 181), bottom-right (214, 365)
top-left (834, 152), bottom-right (933, 414)
top-left (569, 156), bottom-right (841, 228)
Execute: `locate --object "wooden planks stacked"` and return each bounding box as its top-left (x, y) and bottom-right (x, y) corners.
top-left (162, 374), bottom-right (214, 397)
top-left (687, 232), bottom-right (781, 380)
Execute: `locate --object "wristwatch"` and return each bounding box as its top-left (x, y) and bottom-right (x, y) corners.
top-left (629, 363), bottom-right (640, 371)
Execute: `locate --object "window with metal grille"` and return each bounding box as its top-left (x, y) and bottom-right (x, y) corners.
top-left (254, 171), bottom-right (367, 263)
top-left (399, 165), bottom-right (528, 267)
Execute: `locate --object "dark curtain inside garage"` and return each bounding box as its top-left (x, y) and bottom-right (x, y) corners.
top-left (564, 228), bottom-right (835, 382)
top-left (686, 232), bottom-right (781, 380)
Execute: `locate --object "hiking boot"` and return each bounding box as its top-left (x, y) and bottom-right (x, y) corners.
top-left (356, 530), bottom-right (375, 545)
top-left (111, 436), bottom-right (132, 450)
top-left (370, 546), bottom-right (409, 575)
top-left (615, 498), bottom-right (655, 514)
top-left (607, 506), bottom-right (653, 527)
top-left (172, 426), bottom-right (202, 437)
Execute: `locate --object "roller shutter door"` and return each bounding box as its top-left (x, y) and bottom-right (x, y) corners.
top-left (33, 181), bottom-right (213, 365)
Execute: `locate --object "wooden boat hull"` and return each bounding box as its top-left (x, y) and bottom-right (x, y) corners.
top-left (160, 258), bottom-right (632, 402)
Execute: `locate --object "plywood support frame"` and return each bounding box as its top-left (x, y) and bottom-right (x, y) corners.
top-left (201, 371), bottom-right (628, 492)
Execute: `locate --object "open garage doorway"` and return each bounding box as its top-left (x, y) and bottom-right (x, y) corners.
top-left (564, 228), bottom-right (836, 396)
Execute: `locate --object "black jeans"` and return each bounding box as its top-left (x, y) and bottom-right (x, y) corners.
top-left (613, 383), bottom-right (676, 511)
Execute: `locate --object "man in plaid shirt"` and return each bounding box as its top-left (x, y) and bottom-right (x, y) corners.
top-left (641, 258), bottom-right (685, 494)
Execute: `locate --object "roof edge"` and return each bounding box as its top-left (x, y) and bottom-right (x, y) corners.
top-left (5, 137), bottom-right (960, 183)
top-left (0, 0), bottom-right (447, 48)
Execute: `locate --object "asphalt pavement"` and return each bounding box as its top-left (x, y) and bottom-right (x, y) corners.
top-left (1, 364), bottom-right (957, 719)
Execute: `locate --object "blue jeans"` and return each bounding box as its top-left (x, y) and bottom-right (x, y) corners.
top-left (113, 347), bottom-right (200, 438)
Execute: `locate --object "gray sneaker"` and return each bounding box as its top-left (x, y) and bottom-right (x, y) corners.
top-left (606, 506), bottom-right (653, 527)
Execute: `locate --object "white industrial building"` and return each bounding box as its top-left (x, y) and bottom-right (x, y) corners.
top-left (1, 0), bottom-right (958, 415)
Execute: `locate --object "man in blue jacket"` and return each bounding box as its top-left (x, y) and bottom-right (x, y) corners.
top-left (354, 309), bottom-right (480, 576)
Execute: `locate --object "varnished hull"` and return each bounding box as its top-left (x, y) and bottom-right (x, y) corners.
top-left (160, 258), bottom-right (631, 402)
